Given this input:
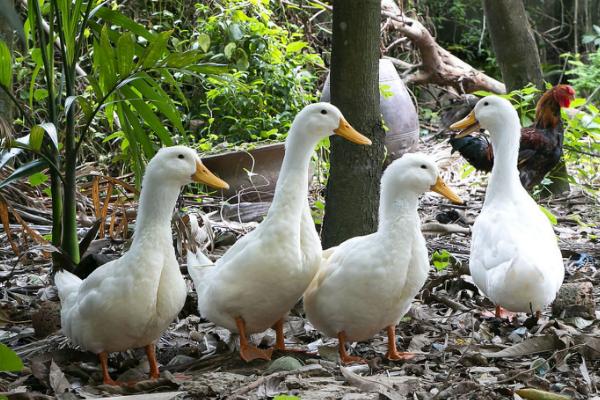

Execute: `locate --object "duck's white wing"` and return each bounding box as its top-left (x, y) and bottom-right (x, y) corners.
top-left (321, 246), bottom-right (338, 261)
top-left (471, 200), bottom-right (564, 310)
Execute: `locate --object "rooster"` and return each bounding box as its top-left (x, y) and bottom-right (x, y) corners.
top-left (449, 85), bottom-right (576, 190)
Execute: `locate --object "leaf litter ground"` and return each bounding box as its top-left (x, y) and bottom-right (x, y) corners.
top-left (0, 136), bottom-right (599, 399)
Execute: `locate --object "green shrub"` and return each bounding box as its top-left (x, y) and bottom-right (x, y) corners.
top-left (191, 0), bottom-right (324, 149)
top-left (566, 51), bottom-right (600, 101)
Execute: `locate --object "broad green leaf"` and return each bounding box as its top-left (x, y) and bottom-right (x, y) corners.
top-left (472, 90), bottom-right (493, 97)
top-left (234, 48), bottom-right (249, 70)
top-left (570, 98), bottom-right (586, 108)
top-left (99, 25), bottom-right (117, 89)
top-left (116, 33), bottom-right (136, 76)
top-left (120, 86), bottom-right (173, 145)
top-left (197, 33), bottom-right (210, 52)
top-left (121, 103), bottom-right (154, 157)
top-left (38, 123), bottom-right (58, 149)
top-left (64, 95), bottom-right (79, 115)
top-left (0, 39), bottom-right (12, 88)
top-left (116, 104), bottom-right (144, 186)
top-left (29, 171), bottom-right (48, 186)
top-left (33, 88), bottom-right (48, 101)
top-left (0, 159), bottom-right (48, 190)
top-left (160, 68), bottom-right (187, 104)
top-left (431, 250), bottom-right (451, 271)
top-left (285, 41), bottom-right (307, 54)
top-left (0, 133), bottom-right (32, 170)
top-left (139, 30), bottom-right (172, 68)
top-left (94, 7), bottom-right (154, 41)
top-left (188, 63), bottom-right (229, 75)
top-left (132, 76), bottom-right (185, 133)
top-left (114, 74), bottom-right (146, 91)
top-left (29, 125), bottom-right (44, 151)
top-left (28, 64), bottom-right (42, 109)
top-left (539, 205), bottom-right (558, 225)
top-left (224, 42), bottom-right (236, 59)
top-left (165, 50), bottom-right (205, 68)
top-left (0, 343), bottom-right (23, 372)
top-left (29, 123), bottom-right (59, 151)
top-left (227, 23), bottom-right (243, 41)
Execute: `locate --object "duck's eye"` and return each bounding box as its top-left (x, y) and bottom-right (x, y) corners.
top-left (420, 164), bottom-right (427, 169)
top-left (320, 109), bottom-right (327, 115)
top-left (178, 154), bottom-right (185, 159)
top-left (483, 101), bottom-right (489, 106)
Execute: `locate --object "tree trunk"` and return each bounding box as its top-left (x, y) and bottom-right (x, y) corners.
top-left (322, 0), bottom-right (386, 248)
top-left (0, 7), bottom-right (14, 123)
top-left (483, 0), bottom-right (544, 91)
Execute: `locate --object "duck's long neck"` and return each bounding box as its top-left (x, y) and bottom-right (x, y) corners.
top-left (264, 131), bottom-right (314, 226)
top-left (377, 185), bottom-right (419, 241)
top-left (487, 117), bottom-right (523, 198)
top-left (132, 177), bottom-right (180, 247)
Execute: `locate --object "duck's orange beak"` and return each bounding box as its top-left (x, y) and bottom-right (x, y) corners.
top-left (192, 161), bottom-right (229, 189)
top-left (430, 176), bottom-right (463, 204)
top-left (334, 117), bottom-right (372, 145)
top-left (450, 110), bottom-right (481, 139)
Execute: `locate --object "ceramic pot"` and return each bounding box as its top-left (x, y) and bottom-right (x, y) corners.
top-left (320, 58), bottom-right (419, 160)
top-left (201, 143), bottom-right (286, 203)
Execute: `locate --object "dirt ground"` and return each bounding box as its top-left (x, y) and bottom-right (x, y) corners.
top-left (1, 139), bottom-right (599, 399)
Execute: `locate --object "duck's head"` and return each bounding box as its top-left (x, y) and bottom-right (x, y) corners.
top-left (145, 145), bottom-right (229, 189)
top-left (383, 153), bottom-right (463, 204)
top-left (289, 103), bottom-right (372, 146)
top-left (450, 95), bottom-right (518, 138)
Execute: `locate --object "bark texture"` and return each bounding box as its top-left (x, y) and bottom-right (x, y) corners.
top-left (483, 0), bottom-right (544, 91)
top-left (0, 5), bottom-right (14, 124)
top-left (322, 0), bottom-right (386, 248)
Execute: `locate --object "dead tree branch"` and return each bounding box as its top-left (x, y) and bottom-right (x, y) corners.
top-left (381, 0), bottom-right (506, 94)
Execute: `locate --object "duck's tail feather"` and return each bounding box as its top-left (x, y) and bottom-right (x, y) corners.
top-left (54, 270), bottom-right (82, 304)
top-left (187, 251), bottom-right (215, 292)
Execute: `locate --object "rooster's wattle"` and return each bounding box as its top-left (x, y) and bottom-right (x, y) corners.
top-left (449, 85), bottom-right (576, 190)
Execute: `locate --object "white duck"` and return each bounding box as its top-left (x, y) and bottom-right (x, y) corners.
top-left (450, 96), bottom-right (564, 318)
top-left (304, 153), bottom-right (463, 364)
top-left (55, 146), bottom-right (229, 385)
top-left (188, 103), bottom-right (371, 362)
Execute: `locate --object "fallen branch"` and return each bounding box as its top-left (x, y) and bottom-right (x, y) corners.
top-left (381, 0), bottom-right (505, 94)
top-left (421, 222), bottom-right (471, 235)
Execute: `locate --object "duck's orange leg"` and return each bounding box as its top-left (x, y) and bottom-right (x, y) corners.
top-left (337, 331), bottom-right (366, 365)
top-left (273, 318), bottom-right (286, 351)
top-left (145, 344), bottom-right (160, 380)
top-left (385, 326), bottom-right (415, 361)
top-left (273, 318), bottom-right (305, 353)
top-left (99, 352), bottom-right (118, 386)
top-left (235, 317), bottom-right (273, 362)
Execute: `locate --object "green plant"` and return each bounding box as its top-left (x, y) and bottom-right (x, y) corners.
top-left (582, 25), bottom-right (600, 48)
top-left (0, 1), bottom-right (223, 266)
top-left (565, 52), bottom-right (600, 101)
top-left (190, 0), bottom-right (323, 148)
top-left (538, 205), bottom-right (558, 225)
top-left (0, 343), bottom-right (23, 372)
top-left (431, 249), bottom-right (451, 271)
top-left (561, 98), bottom-right (600, 195)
